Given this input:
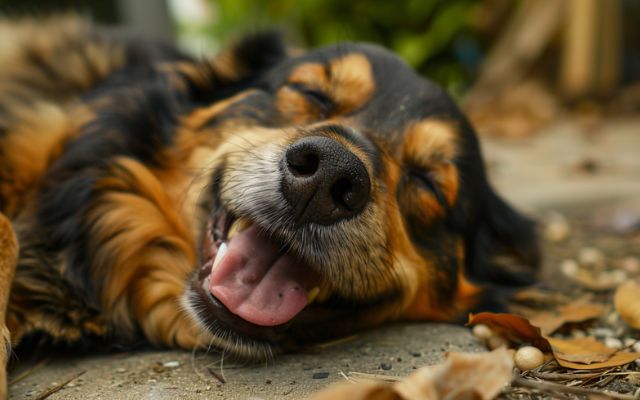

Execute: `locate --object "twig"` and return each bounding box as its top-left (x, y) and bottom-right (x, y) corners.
top-left (32, 370), bottom-right (86, 400)
top-left (526, 370), bottom-right (603, 380)
top-left (207, 367), bottom-right (226, 384)
top-left (513, 376), bottom-right (636, 400)
top-left (338, 370), bottom-right (352, 382)
top-left (9, 358), bottom-right (51, 386)
top-left (346, 372), bottom-right (401, 383)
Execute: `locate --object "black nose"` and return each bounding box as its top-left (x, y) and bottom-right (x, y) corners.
top-left (282, 136), bottom-right (371, 225)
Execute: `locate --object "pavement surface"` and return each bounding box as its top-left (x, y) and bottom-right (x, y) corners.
top-left (9, 324), bottom-right (483, 399)
top-left (7, 117), bottom-right (640, 399)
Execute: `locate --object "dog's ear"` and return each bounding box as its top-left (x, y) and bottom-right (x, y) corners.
top-left (228, 31), bottom-right (289, 76)
top-left (463, 184), bottom-right (540, 289)
top-left (177, 31), bottom-right (289, 103)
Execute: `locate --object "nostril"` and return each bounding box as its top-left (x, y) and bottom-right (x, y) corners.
top-left (331, 178), bottom-right (357, 210)
top-left (286, 150), bottom-right (320, 177)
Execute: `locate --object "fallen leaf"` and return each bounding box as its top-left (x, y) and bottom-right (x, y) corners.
top-left (548, 337), bottom-right (617, 364)
top-left (569, 269), bottom-right (626, 291)
top-left (528, 301), bottom-right (606, 335)
top-left (511, 287), bottom-right (571, 306)
top-left (309, 383), bottom-right (397, 400)
top-left (614, 280), bottom-right (640, 329)
top-left (309, 348), bottom-right (514, 400)
top-left (468, 312), bottom-right (640, 371)
top-left (468, 313), bottom-right (551, 352)
top-left (548, 337), bottom-right (640, 370)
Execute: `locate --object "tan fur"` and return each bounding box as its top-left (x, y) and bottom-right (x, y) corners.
top-left (403, 119), bottom-right (459, 164)
top-left (0, 104), bottom-right (89, 217)
top-left (0, 16), bottom-right (124, 104)
top-left (87, 157), bottom-right (207, 348)
top-left (283, 53), bottom-right (375, 117)
top-left (0, 213), bottom-right (18, 400)
top-left (401, 120), bottom-right (460, 221)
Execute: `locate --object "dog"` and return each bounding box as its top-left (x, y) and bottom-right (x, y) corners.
top-left (0, 16), bottom-right (539, 396)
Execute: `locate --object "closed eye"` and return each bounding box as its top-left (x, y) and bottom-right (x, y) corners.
top-left (288, 83), bottom-right (334, 115)
top-left (408, 168), bottom-right (448, 209)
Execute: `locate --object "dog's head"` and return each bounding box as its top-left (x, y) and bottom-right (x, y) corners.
top-left (172, 34), bottom-right (539, 358)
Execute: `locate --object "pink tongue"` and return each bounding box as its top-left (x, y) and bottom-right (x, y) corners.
top-left (209, 225), bottom-right (310, 326)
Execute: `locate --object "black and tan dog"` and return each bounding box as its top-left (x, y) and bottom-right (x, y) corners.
top-left (0, 17), bottom-right (539, 396)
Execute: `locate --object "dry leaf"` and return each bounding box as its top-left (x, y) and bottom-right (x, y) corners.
top-left (309, 348), bottom-right (514, 400)
top-left (548, 337), bottom-right (617, 364)
top-left (614, 280), bottom-right (640, 329)
top-left (548, 337), bottom-right (640, 370)
top-left (468, 312), bottom-right (640, 370)
top-left (569, 269), bottom-right (626, 291)
top-left (528, 301), bottom-right (605, 335)
top-left (511, 287), bottom-right (571, 306)
top-left (468, 313), bottom-right (551, 352)
top-left (395, 349), bottom-right (514, 400)
top-left (309, 383), bottom-right (397, 400)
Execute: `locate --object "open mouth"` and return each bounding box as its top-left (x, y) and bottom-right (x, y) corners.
top-left (192, 207), bottom-right (324, 343)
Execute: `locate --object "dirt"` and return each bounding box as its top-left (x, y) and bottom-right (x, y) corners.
top-left (9, 324), bottom-right (483, 399)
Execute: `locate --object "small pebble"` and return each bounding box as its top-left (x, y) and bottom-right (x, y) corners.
top-left (514, 346), bottom-right (544, 371)
top-left (606, 312), bottom-right (620, 325)
top-left (578, 247), bottom-right (605, 268)
top-left (621, 257), bottom-right (640, 274)
top-left (312, 372), bottom-right (329, 379)
top-left (633, 342), bottom-right (640, 353)
top-left (115, 368), bottom-right (127, 373)
top-left (487, 336), bottom-right (508, 350)
top-left (624, 338), bottom-right (635, 347)
top-left (544, 213), bottom-right (570, 242)
top-left (571, 330), bottom-right (587, 338)
top-left (163, 361), bottom-right (180, 368)
top-left (379, 363), bottom-right (392, 370)
top-left (472, 324), bottom-right (493, 340)
top-left (560, 259), bottom-right (579, 277)
top-left (604, 337), bottom-right (623, 349)
top-left (609, 269), bottom-right (628, 284)
top-left (592, 327), bottom-right (614, 338)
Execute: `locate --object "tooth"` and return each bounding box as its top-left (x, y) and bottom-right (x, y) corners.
top-left (317, 286), bottom-right (331, 303)
top-left (212, 242), bottom-right (228, 271)
top-left (307, 286), bottom-right (320, 304)
top-left (227, 217), bottom-right (253, 239)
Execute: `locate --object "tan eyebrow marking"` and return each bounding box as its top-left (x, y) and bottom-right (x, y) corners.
top-left (403, 119), bottom-right (459, 165)
top-left (285, 53), bottom-right (375, 114)
top-left (402, 119), bottom-right (460, 215)
top-left (328, 54), bottom-right (374, 113)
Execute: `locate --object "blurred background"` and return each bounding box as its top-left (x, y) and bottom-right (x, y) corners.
top-left (0, 0), bottom-right (639, 203)
top-left (1, 0), bottom-right (639, 139)
top-left (1, 0), bottom-right (639, 136)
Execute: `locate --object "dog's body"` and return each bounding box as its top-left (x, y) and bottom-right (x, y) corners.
top-left (0, 17), bottom-right (539, 396)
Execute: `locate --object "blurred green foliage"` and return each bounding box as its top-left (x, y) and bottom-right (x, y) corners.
top-left (206, 0), bottom-right (485, 96)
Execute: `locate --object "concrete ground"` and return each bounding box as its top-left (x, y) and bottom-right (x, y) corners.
top-left (8, 117), bottom-right (640, 399)
top-left (9, 324), bottom-right (483, 399)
